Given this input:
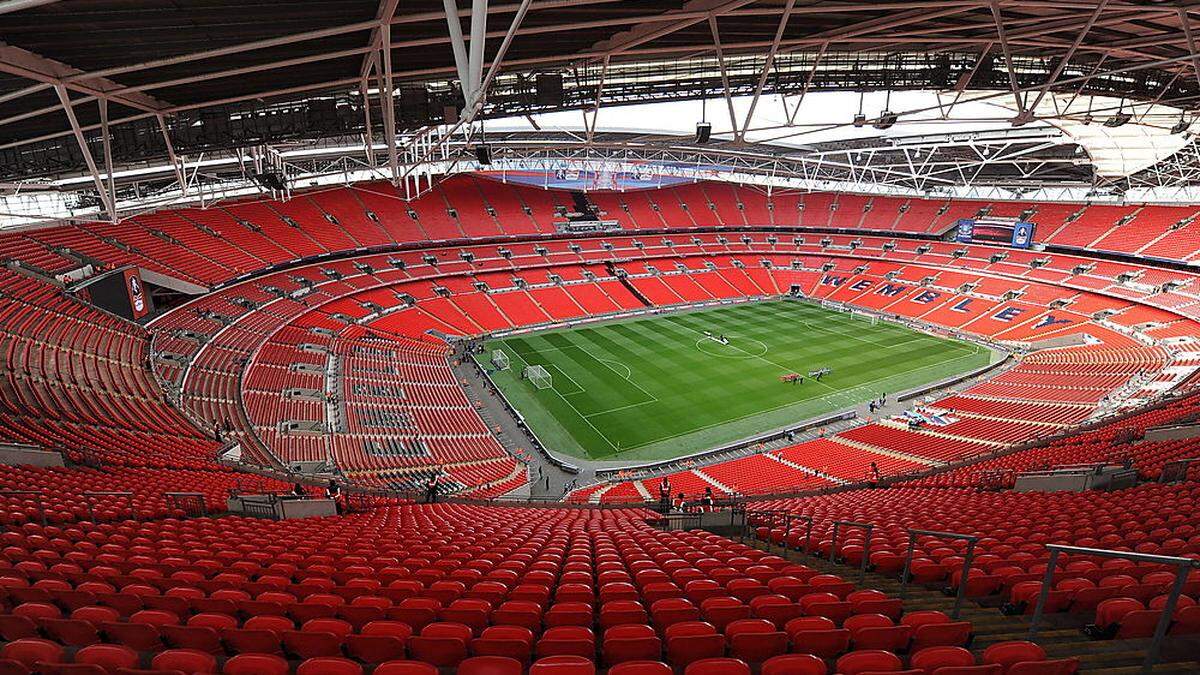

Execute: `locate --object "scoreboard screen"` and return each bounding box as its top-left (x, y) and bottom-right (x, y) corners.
top-left (955, 218), bottom-right (1036, 249)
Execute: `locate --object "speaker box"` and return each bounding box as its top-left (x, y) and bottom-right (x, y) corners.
top-left (695, 122), bottom-right (712, 144)
top-left (254, 172), bottom-right (287, 191)
top-left (536, 73), bottom-right (563, 106)
top-left (474, 145), bottom-right (492, 165)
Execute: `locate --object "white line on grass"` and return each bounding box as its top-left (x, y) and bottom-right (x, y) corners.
top-left (670, 319), bottom-right (841, 394)
top-left (547, 364), bottom-right (586, 396)
top-left (503, 343), bottom-right (624, 455)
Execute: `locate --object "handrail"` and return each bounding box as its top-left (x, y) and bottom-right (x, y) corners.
top-left (900, 528), bottom-right (979, 619)
top-left (1160, 458), bottom-right (1200, 483)
top-left (164, 491), bottom-right (207, 517)
top-left (743, 509), bottom-right (787, 551)
top-left (783, 514), bottom-right (815, 556)
top-left (1027, 544), bottom-right (1200, 673)
top-left (830, 520), bottom-right (873, 582)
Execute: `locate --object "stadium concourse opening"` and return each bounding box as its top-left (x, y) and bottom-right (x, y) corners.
top-left (480, 300), bottom-right (995, 461)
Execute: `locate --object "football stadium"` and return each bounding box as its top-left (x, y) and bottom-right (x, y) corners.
top-left (2, 1), bottom-right (1200, 673)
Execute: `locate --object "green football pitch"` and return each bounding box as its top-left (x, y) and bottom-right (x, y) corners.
top-left (478, 300), bottom-right (995, 462)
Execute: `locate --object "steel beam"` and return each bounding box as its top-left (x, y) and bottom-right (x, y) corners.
top-left (473, 0), bottom-right (533, 119)
top-left (467, 0), bottom-right (489, 107)
top-left (585, 57), bottom-right (610, 144)
top-left (443, 0), bottom-right (472, 95)
top-left (156, 114), bottom-right (188, 197)
top-left (362, 0), bottom-right (403, 79)
top-left (707, 15), bottom-right (741, 135)
top-left (1024, 0), bottom-right (1109, 116)
top-left (379, 24), bottom-right (401, 184)
top-left (0, 44), bottom-right (169, 113)
top-left (0, 0), bottom-right (61, 15)
top-left (360, 75), bottom-right (378, 167)
top-left (740, 0), bottom-right (798, 140)
top-left (98, 99), bottom-right (116, 222)
top-left (54, 85), bottom-right (114, 219)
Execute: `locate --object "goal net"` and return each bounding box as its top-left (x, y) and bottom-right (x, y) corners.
top-left (850, 310), bottom-right (878, 326)
top-left (524, 365), bottom-right (552, 390)
top-left (491, 350), bottom-right (510, 370)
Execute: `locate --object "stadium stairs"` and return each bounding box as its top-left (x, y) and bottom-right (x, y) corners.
top-left (746, 538), bottom-right (1200, 673)
top-left (608, 266), bottom-right (653, 307)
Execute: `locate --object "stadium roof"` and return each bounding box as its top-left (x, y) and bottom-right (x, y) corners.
top-left (5, 0), bottom-right (1200, 151)
top-left (6, 0), bottom-right (1200, 224)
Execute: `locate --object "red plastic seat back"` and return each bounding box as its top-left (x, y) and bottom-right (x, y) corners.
top-left (222, 654), bottom-right (289, 675)
top-left (761, 654), bottom-right (827, 675)
top-left (2, 638), bottom-right (64, 667)
top-left (684, 658), bottom-right (751, 675)
top-left (296, 658), bottom-right (362, 675)
top-left (74, 644), bottom-right (139, 671)
top-left (457, 656), bottom-right (524, 675)
top-left (151, 649), bottom-right (219, 674)
top-left (982, 641), bottom-right (1047, 670)
top-left (835, 649), bottom-right (904, 675)
top-left (529, 655), bottom-right (596, 675)
top-left (607, 662), bottom-right (672, 675)
top-left (371, 661), bottom-right (438, 675)
top-left (910, 646), bottom-right (976, 674)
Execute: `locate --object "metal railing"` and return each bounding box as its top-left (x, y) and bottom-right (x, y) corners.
top-left (742, 509), bottom-right (786, 551)
top-left (237, 495), bottom-right (281, 520)
top-left (164, 492), bottom-right (206, 517)
top-left (1027, 544), bottom-right (1200, 673)
top-left (1159, 458), bottom-right (1200, 483)
top-left (782, 514), bottom-right (815, 556)
top-left (654, 512), bottom-right (702, 531)
top-left (0, 490), bottom-right (46, 526)
top-left (900, 528), bottom-right (978, 619)
top-left (830, 520), bottom-right (873, 582)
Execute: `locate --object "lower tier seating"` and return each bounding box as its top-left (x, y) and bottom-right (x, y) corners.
top-left (0, 502), bottom-right (1036, 674)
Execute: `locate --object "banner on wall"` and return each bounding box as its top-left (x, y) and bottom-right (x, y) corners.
top-left (76, 266), bottom-right (156, 321)
top-left (123, 268), bottom-right (150, 319)
top-left (955, 219), bottom-right (975, 243)
top-left (1010, 221), bottom-right (1036, 249)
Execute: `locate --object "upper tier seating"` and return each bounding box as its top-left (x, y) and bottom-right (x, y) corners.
top-left (3, 174), bottom-right (1200, 507)
top-left (8, 206), bottom-right (1198, 502)
top-left (10, 179), bottom-right (1200, 286)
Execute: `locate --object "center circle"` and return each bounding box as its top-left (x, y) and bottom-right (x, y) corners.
top-left (694, 335), bottom-right (768, 358)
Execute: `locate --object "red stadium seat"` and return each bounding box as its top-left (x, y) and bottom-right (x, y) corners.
top-left (73, 645), bottom-right (139, 673)
top-left (221, 654), bottom-right (289, 675)
top-left (762, 653), bottom-right (827, 675)
top-left (372, 662), bottom-right (438, 675)
top-left (982, 642), bottom-right (1046, 671)
top-left (296, 658), bottom-right (362, 675)
top-left (458, 656), bottom-right (524, 675)
top-left (150, 650), bottom-right (218, 674)
top-left (684, 658), bottom-right (750, 675)
top-left (836, 649), bottom-right (905, 675)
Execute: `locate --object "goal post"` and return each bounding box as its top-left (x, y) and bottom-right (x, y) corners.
top-left (835, 303), bottom-right (877, 326)
top-left (850, 310), bottom-right (878, 326)
top-left (491, 349), bottom-right (510, 370)
top-left (524, 365), bottom-right (553, 390)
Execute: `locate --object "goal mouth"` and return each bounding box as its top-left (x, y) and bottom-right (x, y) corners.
top-left (492, 349), bottom-right (511, 370)
top-left (523, 364), bottom-right (553, 390)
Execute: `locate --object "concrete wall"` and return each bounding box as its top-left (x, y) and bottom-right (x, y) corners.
top-left (1145, 424), bottom-right (1200, 442)
top-left (0, 443), bottom-right (64, 468)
